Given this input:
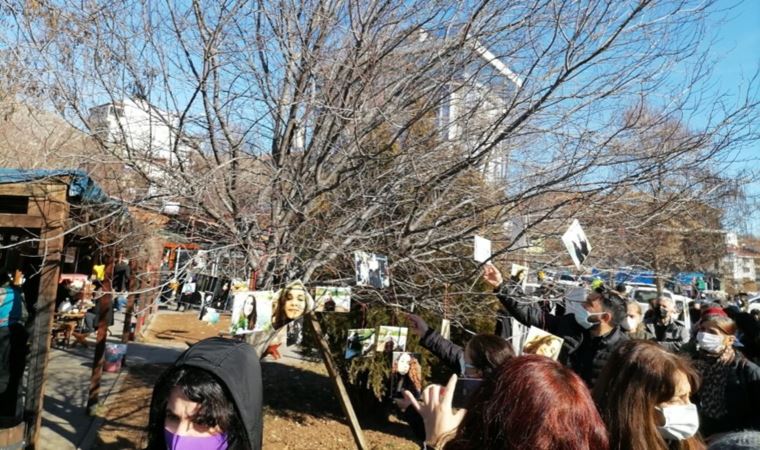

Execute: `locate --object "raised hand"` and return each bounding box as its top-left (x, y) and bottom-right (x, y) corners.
top-left (405, 313), bottom-right (429, 337)
top-left (482, 263), bottom-right (503, 288)
top-left (406, 374), bottom-right (466, 447)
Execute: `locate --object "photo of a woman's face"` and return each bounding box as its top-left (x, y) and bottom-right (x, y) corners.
top-left (283, 289), bottom-right (306, 319)
top-left (243, 296), bottom-right (254, 316)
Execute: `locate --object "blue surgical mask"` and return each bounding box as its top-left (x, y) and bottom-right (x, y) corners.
top-left (574, 308), bottom-right (604, 329)
top-left (164, 429), bottom-right (228, 450)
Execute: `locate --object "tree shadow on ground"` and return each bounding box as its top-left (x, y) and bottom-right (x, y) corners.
top-left (94, 357), bottom-right (416, 448)
top-left (260, 360), bottom-right (417, 442)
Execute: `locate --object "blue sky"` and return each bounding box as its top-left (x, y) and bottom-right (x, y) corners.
top-left (705, 1), bottom-right (760, 234)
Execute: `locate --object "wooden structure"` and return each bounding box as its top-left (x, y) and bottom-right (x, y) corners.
top-left (0, 169), bottom-right (117, 449)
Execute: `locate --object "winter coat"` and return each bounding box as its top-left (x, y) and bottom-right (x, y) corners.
top-left (171, 337), bottom-right (263, 449)
top-left (495, 283), bottom-right (628, 387)
top-left (694, 353), bottom-right (760, 436)
top-left (419, 326), bottom-right (466, 376)
top-left (644, 318), bottom-right (689, 353)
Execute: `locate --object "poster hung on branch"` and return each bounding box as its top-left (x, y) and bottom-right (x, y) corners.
top-left (271, 280), bottom-right (313, 330)
top-left (230, 291), bottom-right (275, 334)
top-left (510, 263), bottom-right (529, 290)
top-left (521, 326), bottom-right (564, 361)
top-left (314, 286), bottom-right (351, 312)
top-left (390, 352), bottom-right (423, 399)
top-left (354, 251), bottom-right (390, 289)
top-left (345, 328), bottom-right (377, 359)
top-left (440, 319), bottom-right (451, 341)
top-left (473, 235), bottom-right (492, 263)
top-left (561, 219), bottom-right (591, 270)
top-left (376, 326), bottom-right (408, 353)
top-left (286, 317), bottom-right (304, 347)
top-left (509, 318), bottom-right (529, 355)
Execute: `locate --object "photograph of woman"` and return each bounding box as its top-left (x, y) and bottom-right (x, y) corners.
top-left (271, 281), bottom-right (313, 330)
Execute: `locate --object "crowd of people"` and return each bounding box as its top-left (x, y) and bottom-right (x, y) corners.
top-left (147, 263), bottom-right (760, 450)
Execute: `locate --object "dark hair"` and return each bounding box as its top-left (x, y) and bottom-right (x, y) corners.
top-left (446, 355), bottom-right (609, 450)
top-left (593, 340), bottom-right (703, 450)
top-left (463, 334), bottom-right (514, 377)
top-left (600, 290), bottom-right (628, 327)
top-left (147, 365), bottom-right (249, 450)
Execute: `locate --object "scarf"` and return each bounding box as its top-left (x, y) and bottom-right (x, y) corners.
top-left (694, 350), bottom-right (734, 419)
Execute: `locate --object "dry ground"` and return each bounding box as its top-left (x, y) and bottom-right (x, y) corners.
top-left (95, 311), bottom-right (418, 449)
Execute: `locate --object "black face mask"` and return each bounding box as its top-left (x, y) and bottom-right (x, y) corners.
top-left (658, 307), bottom-right (670, 319)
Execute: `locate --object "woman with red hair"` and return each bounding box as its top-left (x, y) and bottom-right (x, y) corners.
top-left (408, 355), bottom-right (609, 449)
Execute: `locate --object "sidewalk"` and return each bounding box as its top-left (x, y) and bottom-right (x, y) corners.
top-left (38, 311), bottom-right (182, 450)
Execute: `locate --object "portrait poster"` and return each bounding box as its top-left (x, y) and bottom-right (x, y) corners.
top-left (230, 291), bottom-right (255, 334)
top-left (561, 219), bottom-right (591, 269)
top-left (473, 235), bottom-right (492, 263)
top-left (521, 326), bottom-right (564, 361)
top-left (286, 317), bottom-right (304, 347)
top-left (231, 290), bottom-right (275, 334)
top-left (252, 291), bottom-right (275, 332)
top-left (376, 326), bottom-right (408, 353)
top-left (345, 328), bottom-right (377, 359)
top-left (315, 286), bottom-right (351, 312)
top-left (271, 280), bottom-right (313, 330)
top-left (354, 251), bottom-right (390, 289)
top-left (390, 352), bottom-right (423, 399)
top-left (510, 263), bottom-right (529, 290)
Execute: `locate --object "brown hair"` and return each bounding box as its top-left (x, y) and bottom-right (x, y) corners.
top-left (701, 316), bottom-right (737, 336)
top-left (593, 340), bottom-right (705, 450)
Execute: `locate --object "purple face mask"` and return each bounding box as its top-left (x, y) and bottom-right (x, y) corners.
top-left (164, 429), bottom-right (228, 450)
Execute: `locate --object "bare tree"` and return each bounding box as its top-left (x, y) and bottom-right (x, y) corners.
top-left (0, 0), bottom-right (756, 325)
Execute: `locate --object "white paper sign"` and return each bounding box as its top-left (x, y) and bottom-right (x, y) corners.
top-left (440, 318), bottom-right (451, 340)
top-left (561, 219), bottom-right (591, 269)
top-left (473, 235), bottom-right (492, 263)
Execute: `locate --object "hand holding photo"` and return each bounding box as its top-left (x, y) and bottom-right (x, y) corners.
top-left (473, 235), bottom-right (492, 263)
top-left (522, 326), bottom-right (564, 360)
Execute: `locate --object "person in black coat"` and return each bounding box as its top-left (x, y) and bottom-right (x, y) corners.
top-left (643, 296), bottom-right (689, 352)
top-left (691, 313), bottom-right (760, 437)
top-left (397, 313), bottom-right (514, 443)
top-left (483, 263), bottom-right (628, 388)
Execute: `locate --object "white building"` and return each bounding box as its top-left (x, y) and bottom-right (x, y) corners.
top-left (88, 97), bottom-right (190, 165)
top-left (436, 39), bottom-right (523, 183)
top-left (88, 97), bottom-right (192, 198)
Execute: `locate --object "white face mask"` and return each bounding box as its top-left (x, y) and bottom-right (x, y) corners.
top-left (574, 308), bottom-right (604, 329)
top-left (696, 332), bottom-right (725, 354)
top-left (656, 403), bottom-right (699, 441)
top-left (622, 317), bottom-right (639, 331)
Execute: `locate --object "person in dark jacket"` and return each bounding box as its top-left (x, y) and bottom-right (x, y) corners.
top-left (146, 337), bottom-right (262, 450)
top-left (691, 313), bottom-right (760, 437)
top-left (483, 263), bottom-right (628, 388)
top-left (644, 296), bottom-right (689, 352)
top-left (398, 313), bottom-right (514, 443)
top-left (405, 313), bottom-right (514, 377)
